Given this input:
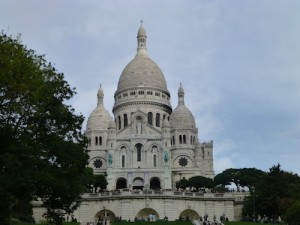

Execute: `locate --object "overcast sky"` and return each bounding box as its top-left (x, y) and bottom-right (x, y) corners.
top-left (1, 0), bottom-right (300, 175)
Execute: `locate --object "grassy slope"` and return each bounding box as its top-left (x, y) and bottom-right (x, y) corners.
top-left (15, 221), bottom-right (275, 225)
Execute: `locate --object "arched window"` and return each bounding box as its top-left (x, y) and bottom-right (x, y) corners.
top-left (136, 143), bottom-right (142, 162)
top-left (118, 116), bottom-right (121, 130)
top-left (122, 155), bottom-right (125, 168)
top-left (179, 135), bottom-right (182, 144)
top-left (148, 112), bottom-right (153, 126)
top-left (156, 113), bottom-right (160, 127)
top-left (153, 155), bottom-right (157, 167)
top-left (124, 114), bottom-right (128, 127)
top-left (172, 136), bottom-right (175, 145)
top-left (193, 136), bottom-right (196, 145)
top-left (99, 136), bottom-right (102, 146)
top-left (183, 135), bottom-right (186, 144)
top-left (190, 136), bottom-right (192, 144)
top-left (95, 136), bottom-right (98, 145)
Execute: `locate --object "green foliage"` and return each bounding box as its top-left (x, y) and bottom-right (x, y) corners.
top-left (0, 32), bottom-right (89, 224)
top-left (242, 164), bottom-right (300, 222)
top-left (112, 221), bottom-right (192, 225)
top-left (175, 176), bottom-right (214, 190)
top-left (214, 168), bottom-right (266, 192)
top-left (214, 168), bottom-right (240, 190)
top-left (176, 178), bottom-right (189, 189)
top-left (14, 222), bottom-right (79, 225)
top-left (93, 174), bottom-right (108, 190)
top-left (188, 176), bottom-right (214, 189)
top-left (284, 200), bottom-right (300, 225)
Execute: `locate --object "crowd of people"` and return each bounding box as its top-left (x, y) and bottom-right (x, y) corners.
top-left (244, 214), bottom-right (282, 224)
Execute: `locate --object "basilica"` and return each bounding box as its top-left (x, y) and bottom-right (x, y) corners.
top-left (33, 24), bottom-right (245, 224)
top-left (85, 23), bottom-right (215, 191)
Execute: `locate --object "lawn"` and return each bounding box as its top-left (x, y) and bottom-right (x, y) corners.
top-left (14, 221), bottom-right (276, 225)
top-left (14, 222), bottom-right (80, 225)
top-left (112, 221), bottom-right (193, 225)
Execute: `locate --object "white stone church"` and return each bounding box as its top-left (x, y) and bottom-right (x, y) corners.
top-left (85, 23), bottom-right (214, 191)
top-left (34, 24), bottom-right (247, 224)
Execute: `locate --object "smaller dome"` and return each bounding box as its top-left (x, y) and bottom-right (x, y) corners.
top-left (86, 85), bottom-right (111, 131)
top-left (169, 83), bottom-right (196, 129)
top-left (86, 106), bottom-right (111, 131)
top-left (170, 105), bottom-right (196, 129)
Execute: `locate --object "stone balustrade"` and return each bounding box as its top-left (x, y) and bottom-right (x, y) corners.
top-left (82, 190), bottom-right (237, 200)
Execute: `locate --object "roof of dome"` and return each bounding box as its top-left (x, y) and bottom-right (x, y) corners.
top-left (170, 104), bottom-right (196, 129)
top-left (116, 23), bottom-right (168, 92)
top-left (117, 55), bottom-right (168, 91)
top-left (86, 106), bottom-right (111, 130)
top-left (138, 24), bottom-right (146, 36)
top-left (169, 83), bottom-right (196, 129)
top-left (86, 85), bottom-right (111, 131)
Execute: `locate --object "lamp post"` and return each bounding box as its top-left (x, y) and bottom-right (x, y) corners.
top-left (253, 186), bottom-right (256, 221)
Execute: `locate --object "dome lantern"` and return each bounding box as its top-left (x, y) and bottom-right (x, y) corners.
top-left (178, 82), bottom-right (185, 105)
top-left (97, 84), bottom-right (104, 106)
top-left (137, 20), bottom-right (148, 57)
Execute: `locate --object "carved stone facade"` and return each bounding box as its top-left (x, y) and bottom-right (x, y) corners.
top-left (85, 24), bottom-right (214, 191)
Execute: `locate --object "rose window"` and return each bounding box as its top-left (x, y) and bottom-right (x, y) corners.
top-left (93, 159), bottom-right (103, 168)
top-left (179, 157), bottom-right (188, 167)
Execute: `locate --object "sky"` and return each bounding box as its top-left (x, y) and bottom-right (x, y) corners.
top-left (1, 0), bottom-right (300, 175)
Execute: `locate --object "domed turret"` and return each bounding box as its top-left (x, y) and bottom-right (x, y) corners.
top-left (86, 85), bottom-right (111, 131)
top-left (113, 22), bottom-right (172, 116)
top-left (170, 83), bottom-right (196, 129)
top-left (116, 23), bottom-right (168, 93)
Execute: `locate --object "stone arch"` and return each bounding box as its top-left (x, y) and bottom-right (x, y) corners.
top-left (133, 177), bottom-right (144, 189)
top-left (136, 208), bottom-right (159, 221)
top-left (179, 209), bottom-right (200, 221)
top-left (116, 177), bottom-right (127, 190)
top-left (95, 209), bottom-right (116, 222)
top-left (150, 177), bottom-right (161, 190)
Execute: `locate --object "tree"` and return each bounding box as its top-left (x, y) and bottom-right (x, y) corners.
top-left (214, 168), bottom-right (241, 191)
top-left (214, 168), bottom-right (266, 192)
top-left (0, 33), bottom-right (89, 225)
top-left (93, 174), bottom-right (108, 191)
top-left (242, 164), bottom-right (300, 221)
top-left (284, 201), bottom-right (300, 225)
top-left (176, 178), bottom-right (189, 189)
top-left (238, 168), bottom-right (266, 192)
top-left (188, 176), bottom-right (214, 190)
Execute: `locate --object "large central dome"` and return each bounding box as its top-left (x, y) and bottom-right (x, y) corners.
top-left (116, 23), bottom-right (168, 93)
top-left (117, 55), bottom-right (168, 91)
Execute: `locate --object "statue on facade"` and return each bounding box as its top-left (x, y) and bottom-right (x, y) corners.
top-left (108, 153), bottom-right (113, 165)
top-left (164, 150), bottom-right (168, 163)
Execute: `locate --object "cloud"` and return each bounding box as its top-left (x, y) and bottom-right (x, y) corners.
top-left (1, 0), bottom-right (300, 175)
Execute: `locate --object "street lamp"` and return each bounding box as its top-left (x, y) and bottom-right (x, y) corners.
top-left (253, 186), bottom-right (256, 221)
